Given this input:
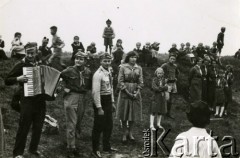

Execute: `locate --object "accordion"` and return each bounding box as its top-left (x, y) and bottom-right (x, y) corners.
top-left (23, 65), bottom-right (61, 97)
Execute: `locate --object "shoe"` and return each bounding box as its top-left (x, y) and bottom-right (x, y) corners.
top-left (166, 114), bottom-right (174, 119)
top-left (14, 156), bottom-right (24, 158)
top-left (28, 150), bottom-right (43, 157)
top-left (66, 149), bottom-right (75, 158)
top-left (157, 125), bottom-right (164, 129)
top-left (150, 126), bottom-right (156, 131)
top-left (127, 135), bottom-right (135, 142)
top-left (91, 151), bottom-right (102, 158)
top-left (72, 148), bottom-right (80, 157)
top-left (103, 147), bottom-right (118, 153)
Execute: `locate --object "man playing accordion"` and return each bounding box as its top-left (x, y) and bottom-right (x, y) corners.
top-left (5, 44), bottom-right (47, 158)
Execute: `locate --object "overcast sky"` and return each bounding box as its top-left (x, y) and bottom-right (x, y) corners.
top-left (0, 0), bottom-right (240, 55)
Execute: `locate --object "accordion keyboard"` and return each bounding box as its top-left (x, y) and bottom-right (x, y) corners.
top-left (23, 67), bottom-right (34, 96)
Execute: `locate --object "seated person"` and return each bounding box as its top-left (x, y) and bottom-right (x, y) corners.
top-left (168, 43), bottom-right (179, 57)
top-left (234, 49), bottom-right (240, 59)
top-left (86, 42), bottom-right (97, 54)
top-left (71, 36), bottom-right (85, 61)
top-left (37, 37), bottom-right (52, 65)
top-left (10, 32), bottom-right (25, 59)
top-left (196, 43), bottom-right (206, 59)
top-left (112, 39), bottom-right (124, 66)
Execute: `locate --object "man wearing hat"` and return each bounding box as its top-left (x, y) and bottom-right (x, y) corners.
top-left (60, 51), bottom-right (92, 158)
top-left (5, 44), bottom-right (47, 158)
top-left (92, 52), bottom-right (117, 158)
top-left (102, 19), bottom-right (115, 54)
top-left (217, 27), bottom-right (226, 55)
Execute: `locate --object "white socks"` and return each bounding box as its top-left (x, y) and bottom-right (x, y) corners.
top-left (215, 106), bottom-right (220, 116)
top-left (219, 106), bottom-right (225, 117)
top-left (150, 115), bottom-right (163, 130)
top-left (150, 115), bottom-right (155, 130)
top-left (157, 115), bottom-right (162, 128)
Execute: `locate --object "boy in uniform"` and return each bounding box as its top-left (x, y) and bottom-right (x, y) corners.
top-left (161, 55), bottom-right (179, 119)
top-left (61, 52), bottom-right (92, 158)
top-left (91, 52), bottom-right (117, 158)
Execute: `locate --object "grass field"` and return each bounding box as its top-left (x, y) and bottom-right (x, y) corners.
top-left (1, 54), bottom-right (240, 158)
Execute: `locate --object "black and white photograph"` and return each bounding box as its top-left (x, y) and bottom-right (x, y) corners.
top-left (0, 0), bottom-right (240, 157)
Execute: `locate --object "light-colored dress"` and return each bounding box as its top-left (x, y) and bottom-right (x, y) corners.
top-left (116, 63), bottom-right (143, 121)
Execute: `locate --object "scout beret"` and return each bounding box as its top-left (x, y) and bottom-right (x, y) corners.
top-left (75, 51), bottom-right (87, 58)
top-left (106, 19), bottom-right (112, 24)
top-left (99, 52), bottom-right (112, 60)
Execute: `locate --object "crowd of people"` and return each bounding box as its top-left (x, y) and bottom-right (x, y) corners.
top-left (0, 20), bottom-right (237, 158)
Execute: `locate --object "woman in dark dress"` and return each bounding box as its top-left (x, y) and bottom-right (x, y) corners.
top-left (0, 35), bottom-right (8, 60)
top-left (207, 60), bottom-right (218, 111)
top-left (189, 58), bottom-right (203, 103)
top-left (201, 58), bottom-right (210, 102)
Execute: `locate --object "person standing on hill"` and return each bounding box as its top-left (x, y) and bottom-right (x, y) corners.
top-left (61, 52), bottom-right (92, 158)
top-left (201, 58), bottom-right (210, 103)
top-left (91, 52), bottom-right (117, 158)
top-left (71, 36), bottom-right (85, 62)
top-left (189, 58), bottom-right (203, 103)
top-left (161, 55), bottom-right (179, 119)
top-left (116, 51), bottom-right (144, 143)
top-left (217, 27), bottom-right (226, 55)
top-left (0, 35), bottom-right (9, 60)
top-left (5, 44), bottom-right (46, 158)
top-left (224, 65), bottom-right (234, 116)
top-left (0, 108), bottom-right (4, 158)
top-left (48, 26), bottom-right (65, 70)
top-left (207, 60), bottom-right (218, 112)
top-left (168, 43), bottom-right (179, 58)
top-left (102, 19), bottom-right (115, 54)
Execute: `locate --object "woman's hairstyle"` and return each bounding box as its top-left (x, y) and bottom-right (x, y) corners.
top-left (14, 32), bottom-right (21, 37)
top-left (186, 101), bottom-right (211, 128)
top-left (124, 51), bottom-right (138, 63)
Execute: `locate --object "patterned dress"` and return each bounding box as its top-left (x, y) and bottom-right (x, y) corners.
top-left (116, 63), bottom-right (144, 121)
top-left (151, 77), bottom-right (168, 114)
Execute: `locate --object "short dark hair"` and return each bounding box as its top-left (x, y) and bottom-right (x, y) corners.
top-left (124, 51), bottom-right (138, 63)
top-left (186, 101), bottom-right (211, 128)
top-left (14, 32), bottom-right (21, 37)
top-left (50, 26), bottom-right (57, 30)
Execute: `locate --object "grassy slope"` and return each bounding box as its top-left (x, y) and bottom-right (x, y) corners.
top-left (1, 54), bottom-right (240, 158)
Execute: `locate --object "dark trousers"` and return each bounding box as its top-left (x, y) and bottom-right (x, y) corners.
top-left (92, 95), bottom-right (113, 151)
top-left (13, 95), bottom-right (46, 156)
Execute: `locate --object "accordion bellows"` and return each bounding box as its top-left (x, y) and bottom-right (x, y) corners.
top-left (23, 65), bottom-right (61, 97)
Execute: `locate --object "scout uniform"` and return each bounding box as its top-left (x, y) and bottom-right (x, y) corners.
top-left (61, 52), bottom-right (92, 153)
top-left (92, 53), bottom-right (115, 156)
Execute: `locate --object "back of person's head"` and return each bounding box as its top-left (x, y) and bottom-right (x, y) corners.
top-left (186, 101), bottom-right (211, 128)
